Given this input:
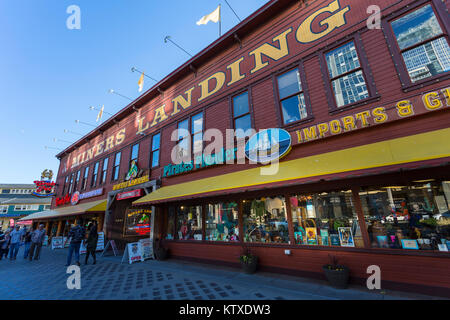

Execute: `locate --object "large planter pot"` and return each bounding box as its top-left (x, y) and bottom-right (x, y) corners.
top-left (322, 265), bottom-right (350, 289)
top-left (240, 256), bottom-right (258, 274)
top-left (154, 247), bottom-right (168, 261)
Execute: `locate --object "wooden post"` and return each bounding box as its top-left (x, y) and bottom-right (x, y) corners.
top-left (56, 221), bottom-right (62, 236)
top-left (352, 187), bottom-right (371, 248)
top-left (284, 194), bottom-right (296, 245)
top-left (98, 213), bottom-right (104, 233)
top-left (44, 221), bottom-right (49, 235)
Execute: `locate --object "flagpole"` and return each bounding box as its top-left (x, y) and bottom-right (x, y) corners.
top-left (219, 4), bottom-right (222, 37)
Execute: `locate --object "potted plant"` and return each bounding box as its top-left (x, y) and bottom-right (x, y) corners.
top-left (154, 238), bottom-right (168, 261)
top-left (239, 247), bottom-right (258, 274)
top-left (322, 254), bottom-right (350, 289)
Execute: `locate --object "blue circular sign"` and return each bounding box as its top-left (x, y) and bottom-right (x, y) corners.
top-left (245, 128), bottom-right (292, 163)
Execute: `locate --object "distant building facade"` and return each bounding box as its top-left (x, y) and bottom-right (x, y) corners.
top-left (0, 184), bottom-right (51, 230)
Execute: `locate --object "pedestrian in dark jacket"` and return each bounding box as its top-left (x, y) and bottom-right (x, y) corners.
top-left (64, 222), bottom-right (85, 266)
top-left (0, 231), bottom-right (10, 260)
top-left (84, 222), bottom-right (98, 265)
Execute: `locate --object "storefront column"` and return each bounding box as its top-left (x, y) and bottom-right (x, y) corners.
top-left (98, 214), bottom-right (104, 233)
top-left (284, 194), bottom-right (296, 245)
top-left (56, 221), bottom-right (62, 236)
top-left (44, 221), bottom-right (49, 235)
top-left (238, 200), bottom-right (244, 243)
top-left (201, 204), bottom-right (206, 242)
top-left (352, 187), bottom-right (371, 249)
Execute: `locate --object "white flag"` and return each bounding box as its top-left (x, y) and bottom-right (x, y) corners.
top-left (138, 72), bottom-right (144, 92)
top-left (96, 105), bottom-right (104, 122)
top-left (196, 5), bottom-right (221, 25)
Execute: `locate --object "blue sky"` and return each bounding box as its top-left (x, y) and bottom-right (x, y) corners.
top-left (0, 0), bottom-right (267, 183)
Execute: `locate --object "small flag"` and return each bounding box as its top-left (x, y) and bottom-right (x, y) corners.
top-left (138, 72), bottom-right (144, 92)
top-left (196, 5), bottom-right (221, 25)
top-left (96, 105), bottom-right (104, 122)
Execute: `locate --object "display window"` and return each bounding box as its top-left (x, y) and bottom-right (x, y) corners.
top-left (290, 190), bottom-right (364, 248)
top-left (360, 180), bottom-right (450, 251)
top-left (165, 207), bottom-right (176, 240)
top-left (242, 196), bottom-right (289, 244)
top-left (176, 205), bottom-right (202, 241)
top-left (206, 202), bottom-right (239, 242)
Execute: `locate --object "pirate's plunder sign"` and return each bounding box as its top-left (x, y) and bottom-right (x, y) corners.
top-left (33, 169), bottom-right (55, 197)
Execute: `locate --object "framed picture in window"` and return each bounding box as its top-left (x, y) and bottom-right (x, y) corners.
top-left (401, 239), bottom-right (419, 250)
top-left (305, 227), bottom-right (317, 245)
top-left (338, 227), bottom-right (355, 247)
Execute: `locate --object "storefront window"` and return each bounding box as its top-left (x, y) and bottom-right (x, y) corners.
top-left (360, 180), bottom-right (450, 251)
top-left (166, 207), bottom-right (175, 240)
top-left (290, 191), bottom-right (364, 248)
top-left (176, 205), bottom-right (202, 241)
top-left (242, 196), bottom-right (289, 244)
top-left (206, 202), bottom-right (239, 242)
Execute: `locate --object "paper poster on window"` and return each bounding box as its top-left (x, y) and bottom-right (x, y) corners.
top-left (401, 239), bottom-right (419, 250)
top-left (338, 227), bottom-right (355, 247)
top-left (124, 208), bottom-right (151, 237)
top-left (320, 229), bottom-right (329, 246)
top-left (305, 227), bottom-right (317, 245)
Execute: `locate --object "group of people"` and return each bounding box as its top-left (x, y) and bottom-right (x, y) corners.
top-left (0, 224), bottom-right (46, 261)
top-left (0, 221), bottom-right (99, 266)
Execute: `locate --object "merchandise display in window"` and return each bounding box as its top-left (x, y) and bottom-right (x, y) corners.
top-left (176, 205), bottom-right (202, 241)
top-left (290, 191), bottom-right (364, 248)
top-left (206, 202), bottom-right (239, 242)
top-left (360, 181), bottom-right (450, 251)
top-left (243, 196), bottom-right (289, 243)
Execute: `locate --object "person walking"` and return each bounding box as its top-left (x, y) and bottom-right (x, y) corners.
top-left (8, 225), bottom-right (23, 260)
top-left (29, 224), bottom-right (46, 261)
top-left (0, 231), bottom-right (10, 260)
top-left (64, 222), bottom-right (85, 267)
top-left (22, 227), bottom-right (32, 259)
top-left (84, 222), bottom-right (98, 265)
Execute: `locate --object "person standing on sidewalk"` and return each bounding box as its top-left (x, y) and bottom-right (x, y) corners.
top-left (22, 227), bottom-right (32, 259)
top-left (64, 222), bottom-right (85, 267)
top-left (0, 231), bottom-right (10, 260)
top-left (29, 224), bottom-right (46, 261)
top-left (84, 222), bottom-right (98, 265)
top-left (8, 225), bottom-right (23, 260)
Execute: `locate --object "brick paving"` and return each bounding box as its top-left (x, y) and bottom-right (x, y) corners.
top-left (0, 246), bottom-right (443, 300)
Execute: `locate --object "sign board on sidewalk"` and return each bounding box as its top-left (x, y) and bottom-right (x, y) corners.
top-left (139, 238), bottom-right (153, 261)
top-left (79, 232), bottom-right (105, 254)
top-left (42, 235), bottom-right (49, 246)
top-left (101, 239), bottom-right (119, 257)
top-left (51, 236), bottom-right (64, 250)
top-left (122, 242), bottom-right (143, 264)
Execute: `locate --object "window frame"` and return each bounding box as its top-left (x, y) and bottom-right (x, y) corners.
top-left (176, 112), bottom-right (205, 161)
top-left (382, 0), bottom-right (450, 92)
top-left (73, 170), bottom-right (80, 192)
top-left (319, 33), bottom-right (379, 113)
top-left (91, 161), bottom-right (100, 188)
top-left (81, 166), bottom-right (89, 191)
top-left (130, 143), bottom-right (140, 167)
top-left (151, 132), bottom-right (161, 169)
top-left (230, 89), bottom-right (254, 135)
top-left (99, 157), bottom-right (108, 185)
top-left (111, 152), bottom-right (122, 182)
top-left (274, 63), bottom-right (314, 127)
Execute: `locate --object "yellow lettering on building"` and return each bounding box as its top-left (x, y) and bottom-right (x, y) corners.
top-left (422, 92), bottom-right (442, 110)
top-left (226, 57), bottom-right (245, 86)
top-left (317, 123), bottom-right (329, 138)
top-left (151, 104), bottom-right (168, 127)
top-left (441, 87), bottom-right (450, 106)
top-left (330, 120), bottom-right (341, 134)
top-left (342, 116), bottom-right (356, 132)
top-left (116, 129), bottom-right (126, 145)
top-left (136, 116), bottom-right (149, 135)
top-left (303, 126), bottom-right (318, 142)
top-left (372, 107), bottom-right (387, 123)
top-left (171, 87), bottom-right (195, 115)
top-left (86, 147), bottom-right (95, 162)
top-left (296, 130), bottom-right (303, 143)
top-left (249, 28), bottom-right (292, 74)
top-left (71, 157), bottom-right (78, 169)
top-left (355, 111), bottom-right (370, 127)
top-left (296, 0), bottom-right (350, 44)
top-left (198, 72), bottom-right (226, 102)
top-left (396, 100), bottom-right (414, 118)
top-left (95, 142), bottom-right (104, 157)
top-left (104, 136), bottom-right (115, 152)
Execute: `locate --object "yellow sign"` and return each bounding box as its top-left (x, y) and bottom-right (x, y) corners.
top-left (112, 175), bottom-right (150, 191)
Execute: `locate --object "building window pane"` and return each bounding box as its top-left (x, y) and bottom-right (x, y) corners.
top-left (391, 4), bottom-right (450, 83)
top-left (277, 69), bottom-right (308, 124)
top-left (176, 205), bottom-right (202, 241)
top-left (112, 152), bottom-right (121, 181)
top-left (290, 191), bottom-right (364, 247)
top-left (74, 170), bottom-right (80, 191)
top-left (131, 143), bottom-right (139, 164)
top-left (192, 113), bottom-right (203, 135)
top-left (243, 196), bottom-right (289, 244)
top-left (91, 162), bottom-right (99, 187)
top-left (391, 5), bottom-right (443, 50)
top-left (326, 41), bottom-right (369, 107)
top-left (165, 207), bottom-right (176, 240)
top-left (82, 166), bottom-right (89, 190)
top-left (100, 158), bottom-right (108, 184)
top-left (151, 133), bottom-right (160, 168)
top-left (360, 181), bottom-right (450, 251)
top-left (233, 92), bottom-right (249, 118)
top-left (280, 93), bottom-right (308, 124)
top-left (277, 69), bottom-right (302, 99)
top-left (206, 202), bottom-right (239, 241)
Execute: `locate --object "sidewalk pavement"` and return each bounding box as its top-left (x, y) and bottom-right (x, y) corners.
top-left (0, 246), bottom-right (445, 300)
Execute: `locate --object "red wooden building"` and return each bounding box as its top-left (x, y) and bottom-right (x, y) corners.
top-left (25, 0), bottom-right (450, 296)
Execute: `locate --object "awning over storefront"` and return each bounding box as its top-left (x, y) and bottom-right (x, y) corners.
top-left (133, 127), bottom-right (450, 205)
top-left (19, 199), bottom-right (107, 221)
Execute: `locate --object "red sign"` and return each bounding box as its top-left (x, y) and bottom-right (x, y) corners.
top-left (117, 189), bottom-right (142, 201)
top-left (56, 194), bottom-right (71, 206)
top-left (71, 191), bottom-right (80, 206)
top-left (33, 180), bottom-right (56, 197)
top-left (17, 220), bottom-right (33, 226)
